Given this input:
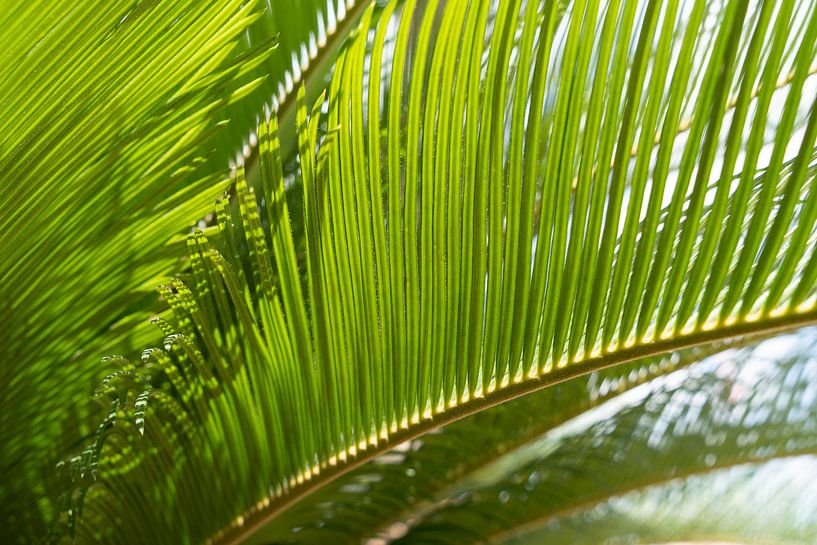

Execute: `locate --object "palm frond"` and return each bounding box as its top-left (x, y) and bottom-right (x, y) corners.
top-left (373, 331), bottom-right (817, 544)
top-left (516, 458), bottom-right (817, 545)
top-left (244, 340), bottom-right (740, 545)
top-left (1, 0), bottom-right (375, 537)
top-left (0, 0), bottom-right (279, 536)
top-left (50, 0), bottom-right (817, 543)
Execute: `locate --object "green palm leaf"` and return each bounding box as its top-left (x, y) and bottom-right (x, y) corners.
top-left (373, 331), bottom-right (817, 544)
top-left (0, 0), bottom-right (371, 539)
top-left (243, 341), bottom-right (738, 545)
top-left (519, 458), bottom-right (817, 545)
top-left (28, 0), bottom-right (817, 543)
top-left (1, 1), bottom-right (269, 534)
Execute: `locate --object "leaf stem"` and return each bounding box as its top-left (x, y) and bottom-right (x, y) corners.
top-left (237, 0), bottom-right (373, 177)
top-left (206, 309), bottom-right (817, 545)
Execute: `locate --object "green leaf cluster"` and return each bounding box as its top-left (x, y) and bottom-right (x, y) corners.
top-left (4, 0), bottom-right (817, 543)
top-left (0, 0), bottom-right (355, 538)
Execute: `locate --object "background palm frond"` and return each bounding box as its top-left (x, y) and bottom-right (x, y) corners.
top-left (376, 331), bottom-right (817, 545)
top-left (0, 0), bottom-right (367, 538)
